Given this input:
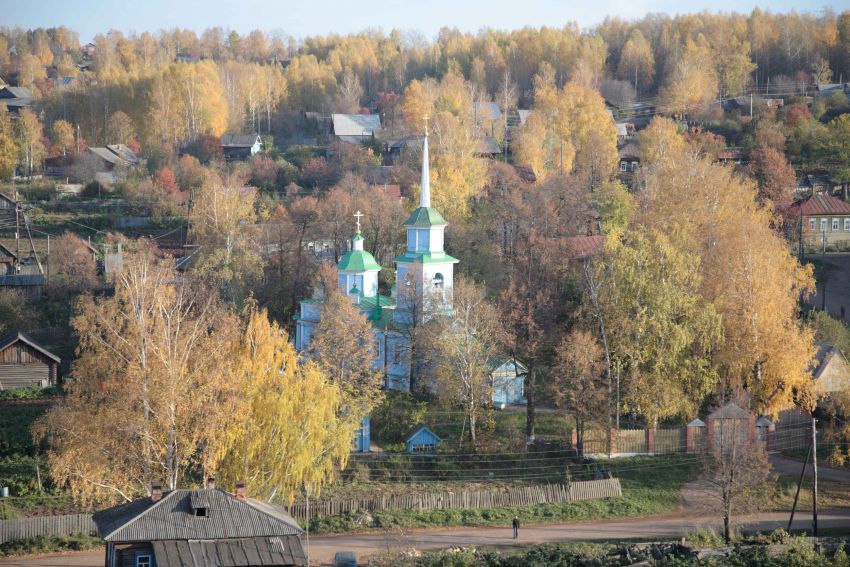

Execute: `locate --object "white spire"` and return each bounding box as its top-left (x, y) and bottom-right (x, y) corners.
top-left (420, 116), bottom-right (430, 208)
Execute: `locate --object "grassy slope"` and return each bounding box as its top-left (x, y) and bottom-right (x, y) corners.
top-left (310, 455), bottom-right (703, 534)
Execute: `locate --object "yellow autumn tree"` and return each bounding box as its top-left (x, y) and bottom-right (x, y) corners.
top-left (513, 68), bottom-right (617, 181)
top-left (35, 246), bottom-right (241, 503)
top-left (399, 73), bottom-right (486, 219)
top-left (639, 145), bottom-right (817, 416)
top-left (211, 307), bottom-right (354, 503)
top-left (661, 35), bottom-right (719, 117)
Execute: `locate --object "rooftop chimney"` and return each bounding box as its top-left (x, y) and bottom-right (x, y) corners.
top-left (234, 481), bottom-right (247, 501)
top-left (151, 483), bottom-right (162, 502)
top-left (206, 476), bottom-right (216, 490)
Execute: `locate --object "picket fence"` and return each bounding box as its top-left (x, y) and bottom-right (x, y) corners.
top-left (286, 478), bottom-right (621, 522)
top-left (0, 514), bottom-right (96, 544)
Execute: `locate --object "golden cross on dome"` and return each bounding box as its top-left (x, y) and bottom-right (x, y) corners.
top-left (353, 210), bottom-right (364, 233)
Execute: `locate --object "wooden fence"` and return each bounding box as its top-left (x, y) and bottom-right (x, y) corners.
top-left (0, 514), bottom-right (96, 544)
top-left (285, 478), bottom-right (621, 522)
top-left (0, 480), bottom-right (622, 543)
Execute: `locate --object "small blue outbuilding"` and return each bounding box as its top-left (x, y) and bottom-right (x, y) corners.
top-left (353, 416), bottom-right (371, 453)
top-left (406, 425), bottom-right (441, 455)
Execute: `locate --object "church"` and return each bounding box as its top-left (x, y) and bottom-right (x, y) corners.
top-left (294, 127), bottom-right (525, 407)
top-left (294, 126), bottom-right (458, 392)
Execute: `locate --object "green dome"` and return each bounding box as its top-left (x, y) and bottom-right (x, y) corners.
top-left (338, 249), bottom-right (382, 273)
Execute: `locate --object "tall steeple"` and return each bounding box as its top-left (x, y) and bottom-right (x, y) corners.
top-left (420, 115), bottom-right (430, 208)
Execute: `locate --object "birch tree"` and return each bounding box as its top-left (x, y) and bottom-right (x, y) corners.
top-left (430, 278), bottom-right (503, 450)
top-left (35, 246), bottom-right (240, 503)
top-left (212, 307), bottom-right (354, 503)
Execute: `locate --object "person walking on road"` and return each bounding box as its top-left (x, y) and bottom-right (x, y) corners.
top-left (512, 515), bottom-right (520, 539)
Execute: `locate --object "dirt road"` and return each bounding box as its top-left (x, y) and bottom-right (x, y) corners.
top-left (3, 508), bottom-right (849, 566)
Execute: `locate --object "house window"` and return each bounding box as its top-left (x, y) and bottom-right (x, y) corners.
top-left (809, 218), bottom-right (816, 231)
top-left (845, 218), bottom-right (850, 232)
top-left (821, 218), bottom-right (828, 232)
top-left (412, 444), bottom-right (436, 454)
top-left (194, 507), bottom-right (208, 517)
top-left (833, 218), bottom-right (840, 231)
top-left (135, 553), bottom-right (153, 567)
top-left (630, 161), bottom-right (637, 172)
top-left (620, 161), bottom-right (627, 172)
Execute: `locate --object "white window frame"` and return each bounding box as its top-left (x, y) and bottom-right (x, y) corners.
top-left (821, 218), bottom-right (828, 232)
top-left (135, 553), bottom-right (153, 567)
top-left (809, 218), bottom-right (816, 231)
top-left (630, 161), bottom-right (638, 172)
top-left (833, 218), bottom-right (840, 231)
top-left (620, 161), bottom-right (627, 172)
top-left (845, 218), bottom-right (850, 232)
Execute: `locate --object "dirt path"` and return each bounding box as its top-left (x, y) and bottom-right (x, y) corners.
top-left (770, 454), bottom-right (850, 483)
top-left (4, 507), bottom-right (850, 566)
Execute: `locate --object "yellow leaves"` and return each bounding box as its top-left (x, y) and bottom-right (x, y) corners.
top-left (638, 147), bottom-right (817, 417)
top-left (212, 308), bottom-right (354, 503)
top-left (512, 80), bottom-right (617, 182)
top-left (37, 251), bottom-right (240, 502)
top-left (638, 117), bottom-right (687, 169)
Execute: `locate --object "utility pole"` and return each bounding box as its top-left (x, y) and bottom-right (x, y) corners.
top-left (14, 188), bottom-right (20, 273)
top-left (788, 437), bottom-right (812, 532)
top-left (812, 417), bottom-right (818, 539)
top-left (750, 93), bottom-right (753, 118)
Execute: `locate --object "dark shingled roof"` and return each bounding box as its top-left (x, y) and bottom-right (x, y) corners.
top-left (153, 537), bottom-right (307, 567)
top-left (93, 489), bottom-right (302, 543)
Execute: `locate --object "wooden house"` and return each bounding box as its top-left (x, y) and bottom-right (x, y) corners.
top-left (796, 193), bottom-right (850, 251)
top-left (221, 134), bottom-right (263, 160)
top-left (93, 481), bottom-right (307, 567)
top-left (0, 86), bottom-right (33, 113)
top-left (406, 425), bottom-right (441, 455)
top-left (0, 332), bottom-right (61, 390)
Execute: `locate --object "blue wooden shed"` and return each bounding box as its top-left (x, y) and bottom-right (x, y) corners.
top-left (353, 416), bottom-right (371, 453)
top-left (406, 425), bottom-right (441, 454)
top-left (489, 358), bottom-right (527, 407)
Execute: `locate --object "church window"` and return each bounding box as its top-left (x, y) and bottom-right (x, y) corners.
top-left (433, 273), bottom-right (444, 289)
top-left (393, 344), bottom-right (403, 365)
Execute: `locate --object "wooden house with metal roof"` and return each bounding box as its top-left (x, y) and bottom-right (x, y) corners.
top-left (93, 481), bottom-right (307, 567)
top-left (0, 332), bottom-right (61, 389)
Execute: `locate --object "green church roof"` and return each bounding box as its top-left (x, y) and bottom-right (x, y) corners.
top-left (338, 249), bottom-right (382, 273)
top-left (403, 207), bottom-right (448, 227)
top-left (393, 251), bottom-right (459, 264)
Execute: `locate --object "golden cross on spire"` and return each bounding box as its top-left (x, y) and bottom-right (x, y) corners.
top-left (423, 113), bottom-right (429, 136)
top-left (353, 210), bottom-right (364, 234)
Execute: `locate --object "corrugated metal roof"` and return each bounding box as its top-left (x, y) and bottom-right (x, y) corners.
top-left (799, 193), bottom-right (850, 216)
top-left (332, 114), bottom-right (381, 137)
top-left (153, 536), bottom-right (307, 567)
top-left (94, 489), bottom-right (303, 542)
top-left (221, 134), bottom-right (261, 148)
